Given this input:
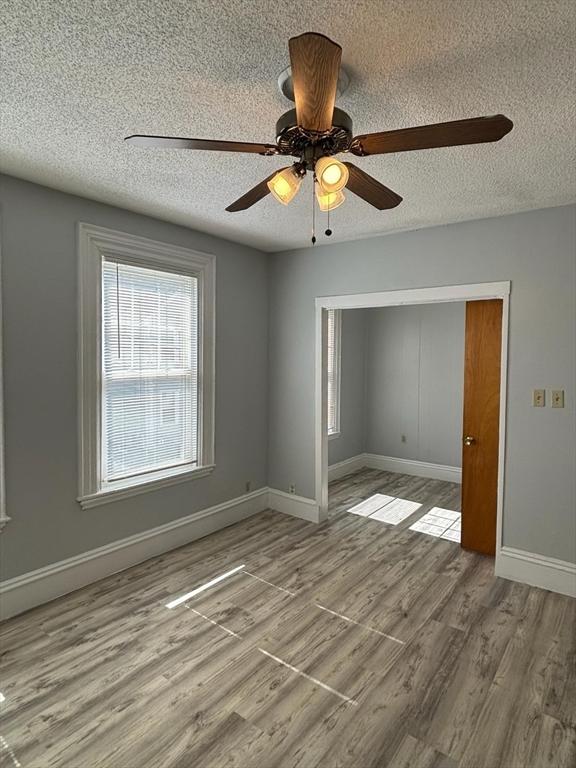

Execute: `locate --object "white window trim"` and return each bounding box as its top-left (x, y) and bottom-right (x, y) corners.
top-left (77, 223), bottom-right (215, 510)
top-left (327, 308), bottom-right (341, 439)
top-left (315, 282), bottom-right (510, 528)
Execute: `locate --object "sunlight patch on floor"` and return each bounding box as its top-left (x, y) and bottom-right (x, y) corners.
top-left (347, 494), bottom-right (421, 524)
top-left (165, 564), bottom-right (246, 608)
top-left (409, 507), bottom-right (461, 542)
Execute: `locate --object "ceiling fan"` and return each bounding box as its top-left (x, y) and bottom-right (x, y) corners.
top-left (125, 32), bottom-right (513, 219)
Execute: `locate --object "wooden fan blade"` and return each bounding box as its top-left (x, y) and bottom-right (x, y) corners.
top-left (343, 163), bottom-right (402, 210)
top-left (125, 135), bottom-right (278, 155)
top-left (288, 32), bottom-right (342, 133)
top-left (226, 171), bottom-right (281, 212)
top-left (350, 115), bottom-right (513, 156)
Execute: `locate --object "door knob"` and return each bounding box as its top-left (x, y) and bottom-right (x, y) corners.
top-left (463, 435), bottom-right (476, 446)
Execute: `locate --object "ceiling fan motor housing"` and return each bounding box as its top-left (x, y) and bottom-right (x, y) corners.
top-left (275, 107), bottom-right (353, 162)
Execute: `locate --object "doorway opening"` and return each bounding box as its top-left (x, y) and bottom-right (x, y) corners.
top-left (315, 283), bottom-right (510, 560)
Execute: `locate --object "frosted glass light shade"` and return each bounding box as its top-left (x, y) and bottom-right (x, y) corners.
top-left (316, 156), bottom-right (349, 193)
top-left (316, 186), bottom-right (345, 211)
top-left (267, 167), bottom-right (302, 205)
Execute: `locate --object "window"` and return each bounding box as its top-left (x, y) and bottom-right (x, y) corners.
top-left (78, 224), bottom-right (215, 509)
top-left (327, 308), bottom-right (341, 437)
top-left (101, 261), bottom-right (198, 483)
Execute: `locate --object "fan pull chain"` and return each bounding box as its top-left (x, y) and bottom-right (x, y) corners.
top-left (325, 203), bottom-right (332, 237)
top-left (311, 175), bottom-right (316, 245)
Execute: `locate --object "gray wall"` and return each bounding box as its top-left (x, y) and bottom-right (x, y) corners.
top-left (327, 309), bottom-right (366, 466)
top-left (268, 205), bottom-right (576, 564)
top-left (1, 176), bottom-right (574, 578)
top-left (364, 303), bottom-right (465, 467)
top-left (0, 175), bottom-right (269, 580)
top-left (327, 303), bottom-right (465, 467)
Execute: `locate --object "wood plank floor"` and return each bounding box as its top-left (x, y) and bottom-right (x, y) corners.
top-left (1, 469), bottom-right (574, 767)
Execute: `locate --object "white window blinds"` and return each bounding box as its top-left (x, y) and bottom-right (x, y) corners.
top-left (101, 260), bottom-right (199, 483)
top-left (327, 308), bottom-right (341, 435)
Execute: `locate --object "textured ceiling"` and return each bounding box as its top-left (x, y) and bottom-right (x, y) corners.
top-left (1, 0), bottom-right (575, 252)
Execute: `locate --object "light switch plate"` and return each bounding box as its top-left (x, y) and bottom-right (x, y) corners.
top-left (551, 390), bottom-right (565, 408)
top-left (533, 389), bottom-right (545, 407)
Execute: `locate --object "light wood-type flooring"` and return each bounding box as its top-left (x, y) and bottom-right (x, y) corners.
top-left (0, 469), bottom-right (574, 767)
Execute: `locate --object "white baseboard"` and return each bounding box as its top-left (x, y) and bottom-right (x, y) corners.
top-left (496, 546), bottom-right (576, 598)
top-left (328, 454), bottom-right (367, 481)
top-left (3, 486), bottom-right (573, 622)
top-left (0, 488), bottom-right (269, 621)
top-left (363, 454), bottom-right (462, 483)
top-left (328, 453), bottom-right (461, 484)
top-left (267, 488), bottom-right (320, 523)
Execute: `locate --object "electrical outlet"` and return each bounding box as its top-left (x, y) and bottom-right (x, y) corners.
top-left (401, 434), bottom-right (407, 443)
top-left (551, 390), bottom-right (565, 408)
top-left (245, 481), bottom-right (251, 493)
top-left (532, 389), bottom-right (545, 407)
top-left (289, 484), bottom-right (296, 494)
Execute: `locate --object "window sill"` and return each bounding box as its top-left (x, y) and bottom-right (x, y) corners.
top-left (78, 464), bottom-right (216, 510)
top-left (328, 431), bottom-right (341, 441)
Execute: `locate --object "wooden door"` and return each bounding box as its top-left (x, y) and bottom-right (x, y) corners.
top-left (461, 299), bottom-right (503, 555)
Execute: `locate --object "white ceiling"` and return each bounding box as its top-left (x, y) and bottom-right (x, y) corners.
top-left (2, 0), bottom-right (575, 252)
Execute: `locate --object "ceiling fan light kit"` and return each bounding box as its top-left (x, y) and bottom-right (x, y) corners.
top-left (124, 31), bottom-right (513, 244)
